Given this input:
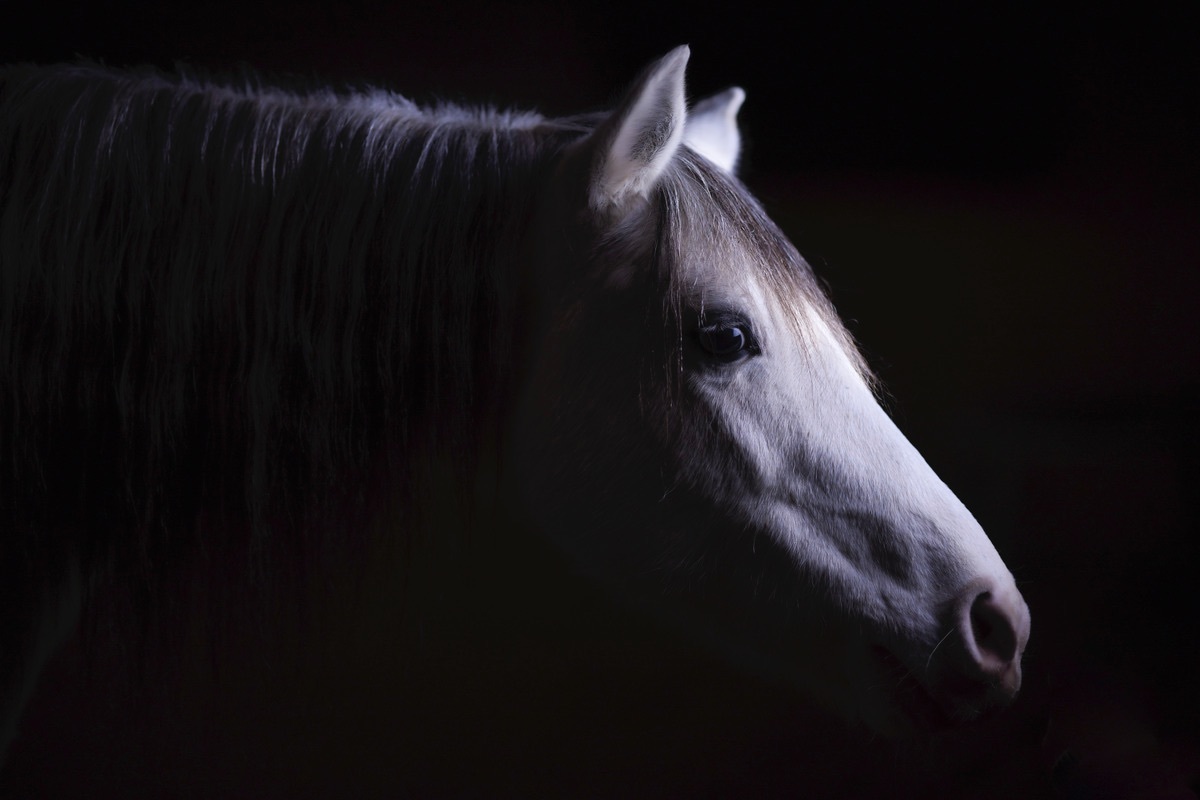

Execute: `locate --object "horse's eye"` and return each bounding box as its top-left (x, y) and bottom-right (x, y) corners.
top-left (697, 320), bottom-right (758, 362)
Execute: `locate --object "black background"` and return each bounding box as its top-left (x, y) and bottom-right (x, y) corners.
top-left (3, 2), bottom-right (1199, 797)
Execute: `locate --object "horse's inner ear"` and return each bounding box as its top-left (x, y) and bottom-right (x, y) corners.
top-left (588, 45), bottom-right (690, 214)
top-left (683, 87), bottom-right (745, 175)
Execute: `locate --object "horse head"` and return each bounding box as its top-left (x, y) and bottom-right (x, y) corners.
top-left (510, 46), bottom-right (1030, 734)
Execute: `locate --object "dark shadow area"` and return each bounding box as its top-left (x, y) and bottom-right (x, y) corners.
top-left (3, 3), bottom-right (1197, 797)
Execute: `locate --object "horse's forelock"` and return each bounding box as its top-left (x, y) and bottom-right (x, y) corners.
top-left (654, 151), bottom-right (875, 388)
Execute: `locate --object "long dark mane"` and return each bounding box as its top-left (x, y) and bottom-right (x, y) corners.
top-left (0, 63), bottom-right (588, 639)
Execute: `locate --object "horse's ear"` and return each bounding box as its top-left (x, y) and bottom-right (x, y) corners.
top-left (684, 87), bottom-right (745, 175)
top-left (588, 45), bottom-right (690, 214)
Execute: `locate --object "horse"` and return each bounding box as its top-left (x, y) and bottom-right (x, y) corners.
top-left (0, 47), bottom-right (1030, 793)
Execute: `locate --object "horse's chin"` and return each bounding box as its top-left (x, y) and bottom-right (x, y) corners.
top-left (859, 646), bottom-right (1005, 738)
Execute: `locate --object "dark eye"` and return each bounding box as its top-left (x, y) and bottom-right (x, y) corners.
top-left (697, 318), bottom-right (759, 362)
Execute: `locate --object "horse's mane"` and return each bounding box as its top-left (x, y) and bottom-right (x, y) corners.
top-left (0, 62), bottom-right (869, 657)
top-left (0, 63), bottom-right (589, 633)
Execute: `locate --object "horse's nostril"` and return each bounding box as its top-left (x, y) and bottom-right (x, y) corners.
top-left (955, 582), bottom-right (1029, 703)
top-left (970, 590), bottom-right (1019, 665)
top-left (919, 579), bottom-right (1031, 723)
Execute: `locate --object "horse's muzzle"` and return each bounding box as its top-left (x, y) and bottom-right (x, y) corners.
top-left (930, 577), bottom-right (1032, 722)
top-left (869, 576), bottom-right (1031, 733)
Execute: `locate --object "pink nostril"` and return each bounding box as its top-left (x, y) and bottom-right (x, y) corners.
top-left (958, 584), bottom-right (1030, 700)
top-left (970, 591), bottom-right (1020, 666)
top-left (921, 581), bottom-right (1031, 720)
